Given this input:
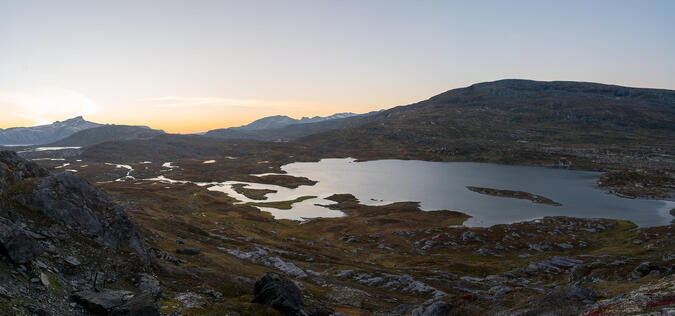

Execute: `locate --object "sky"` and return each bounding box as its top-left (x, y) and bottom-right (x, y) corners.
top-left (1, 1), bottom-right (674, 133)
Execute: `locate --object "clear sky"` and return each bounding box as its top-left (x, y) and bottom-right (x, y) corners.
top-left (1, 0), bottom-right (674, 133)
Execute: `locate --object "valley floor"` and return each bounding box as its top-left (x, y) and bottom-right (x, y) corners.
top-left (2, 139), bottom-right (673, 316)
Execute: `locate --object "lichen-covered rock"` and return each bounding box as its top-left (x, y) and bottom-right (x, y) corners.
top-left (252, 272), bottom-right (303, 316)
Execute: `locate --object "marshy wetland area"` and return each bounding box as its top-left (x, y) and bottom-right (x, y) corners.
top-left (9, 134), bottom-right (672, 316)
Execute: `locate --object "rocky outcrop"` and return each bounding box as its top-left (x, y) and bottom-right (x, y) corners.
top-left (31, 172), bottom-right (146, 257)
top-left (72, 290), bottom-right (159, 315)
top-left (136, 273), bottom-right (162, 299)
top-left (0, 151), bottom-right (47, 196)
top-left (32, 173), bottom-right (108, 237)
top-left (72, 290), bottom-right (134, 314)
top-left (104, 210), bottom-right (146, 256)
top-left (0, 217), bottom-right (44, 264)
top-left (0, 150), bottom-right (155, 315)
top-left (221, 247), bottom-right (308, 278)
top-left (252, 272), bottom-right (303, 316)
top-left (0, 151), bottom-right (49, 180)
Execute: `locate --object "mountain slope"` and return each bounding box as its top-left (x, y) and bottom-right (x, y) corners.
top-left (47, 124), bottom-right (165, 147)
top-left (0, 116), bottom-right (102, 145)
top-left (205, 112), bottom-right (360, 140)
top-left (299, 79), bottom-right (675, 167)
top-left (238, 112), bottom-right (357, 131)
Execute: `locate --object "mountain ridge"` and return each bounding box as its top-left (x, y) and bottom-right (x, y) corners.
top-left (0, 116), bottom-right (102, 145)
top-left (47, 124), bottom-right (166, 147)
top-left (235, 112), bottom-right (358, 131)
top-left (204, 112), bottom-right (361, 140)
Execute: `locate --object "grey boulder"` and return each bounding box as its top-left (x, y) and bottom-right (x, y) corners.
top-left (252, 272), bottom-right (303, 316)
top-left (72, 290), bottom-right (134, 314)
top-left (0, 217), bottom-right (44, 264)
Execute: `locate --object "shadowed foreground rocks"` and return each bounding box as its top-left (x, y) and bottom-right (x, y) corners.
top-left (72, 290), bottom-right (159, 315)
top-left (31, 172), bottom-right (147, 258)
top-left (0, 217), bottom-right (44, 264)
top-left (253, 272), bottom-right (304, 316)
top-left (0, 151), bottom-right (157, 315)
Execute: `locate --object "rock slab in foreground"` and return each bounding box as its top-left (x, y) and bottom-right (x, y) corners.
top-left (72, 290), bottom-right (134, 314)
top-left (72, 290), bottom-right (159, 315)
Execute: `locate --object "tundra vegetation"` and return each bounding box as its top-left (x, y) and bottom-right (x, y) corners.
top-left (1, 80), bottom-right (673, 315)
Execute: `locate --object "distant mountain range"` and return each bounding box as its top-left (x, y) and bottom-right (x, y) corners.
top-left (47, 125), bottom-right (165, 147)
top-left (0, 116), bottom-right (164, 147)
top-left (4, 80), bottom-right (674, 164)
top-left (0, 116), bottom-right (101, 145)
top-left (179, 79), bottom-right (675, 164)
top-left (236, 113), bottom-right (357, 131)
top-left (205, 112), bottom-right (374, 141)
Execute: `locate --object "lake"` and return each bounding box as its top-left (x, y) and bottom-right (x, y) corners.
top-left (208, 158), bottom-right (674, 227)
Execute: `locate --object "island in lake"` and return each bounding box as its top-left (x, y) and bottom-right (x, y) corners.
top-left (467, 186), bottom-right (563, 206)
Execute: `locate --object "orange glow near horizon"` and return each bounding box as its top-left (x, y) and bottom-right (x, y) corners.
top-left (0, 97), bottom-right (392, 134)
top-left (3, 1), bottom-right (674, 134)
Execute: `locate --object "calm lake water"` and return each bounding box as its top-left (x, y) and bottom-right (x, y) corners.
top-left (208, 158), bottom-right (674, 227)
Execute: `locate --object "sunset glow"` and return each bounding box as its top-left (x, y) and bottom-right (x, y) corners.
top-left (2, 0), bottom-right (674, 133)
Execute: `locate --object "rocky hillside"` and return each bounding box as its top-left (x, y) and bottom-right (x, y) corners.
top-left (46, 125), bottom-right (165, 147)
top-left (302, 80), bottom-right (674, 158)
top-left (0, 116), bottom-right (102, 146)
top-left (295, 80), bottom-right (675, 197)
top-left (0, 151), bottom-right (154, 315)
top-left (26, 140), bottom-right (675, 315)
